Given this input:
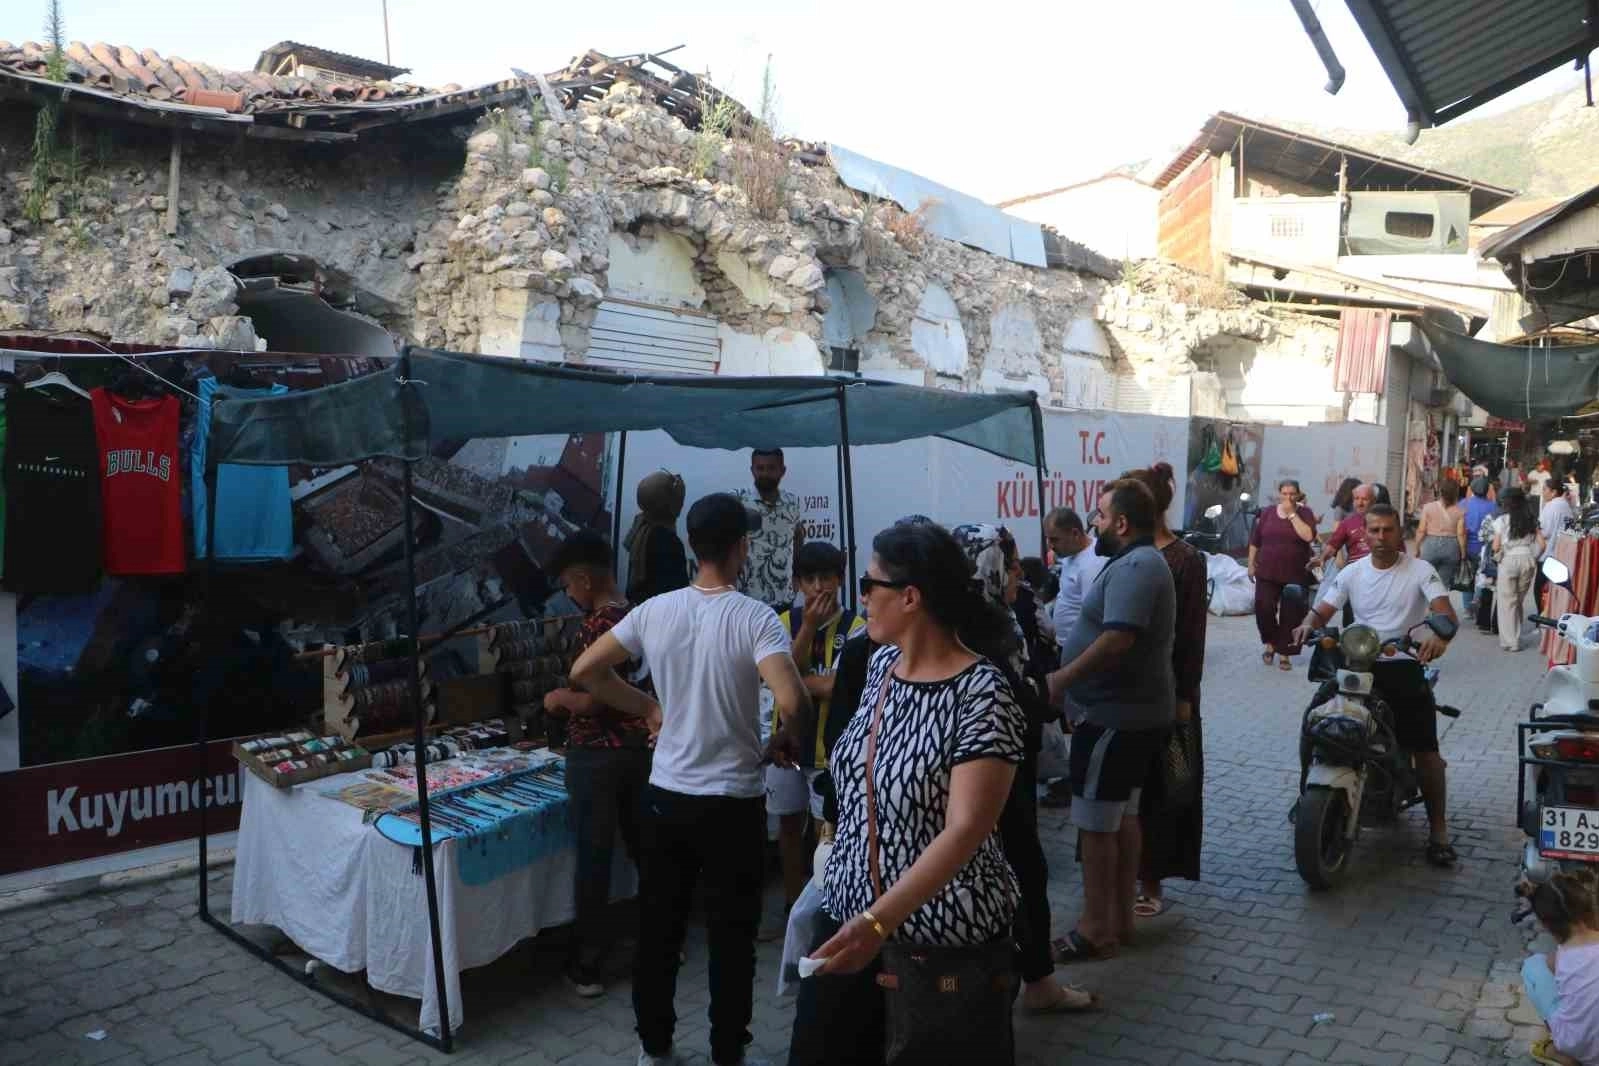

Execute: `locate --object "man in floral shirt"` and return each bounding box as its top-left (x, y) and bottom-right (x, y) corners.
top-left (543, 530), bottom-right (651, 998)
top-left (735, 448), bottom-right (806, 614)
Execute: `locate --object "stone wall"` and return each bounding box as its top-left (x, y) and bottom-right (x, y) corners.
top-left (0, 109), bottom-right (457, 350)
top-left (1098, 259), bottom-right (1344, 422)
top-left (0, 82), bottom-right (1338, 417)
top-left (406, 82), bottom-right (1100, 399)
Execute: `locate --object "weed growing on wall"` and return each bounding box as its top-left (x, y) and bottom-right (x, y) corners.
top-left (729, 56), bottom-right (788, 221)
top-left (24, 0), bottom-right (67, 223)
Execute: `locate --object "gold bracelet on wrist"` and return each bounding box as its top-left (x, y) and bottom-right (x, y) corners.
top-left (861, 910), bottom-right (888, 939)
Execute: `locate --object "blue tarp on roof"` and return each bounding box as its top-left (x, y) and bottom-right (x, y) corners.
top-left (829, 144), bottom-right (1049, 268)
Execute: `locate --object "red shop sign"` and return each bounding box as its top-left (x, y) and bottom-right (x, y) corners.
top-left (1485, 417), bottom-right (1525, 432)
top-left (0, 739), bottom-right (244, 875)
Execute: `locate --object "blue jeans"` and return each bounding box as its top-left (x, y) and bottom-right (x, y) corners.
top-left (1522, 954), bottom-right (1561, 1021)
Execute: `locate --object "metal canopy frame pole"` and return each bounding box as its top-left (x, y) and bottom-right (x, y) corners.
top-left (196, 356), bottom-right (455, 1055)
top-left (835, 438), bottom-right (847, 597)
top-left (835, 383), bottom-right (859, 612)
top-left (399, 348), bottom-right (454, 1052)
top-left (1030, 399), bottom-right (1049, 558)
top-left (611, 431), bottom-right (629, 570)
top-left (196, 455), bottom-right (220, 921)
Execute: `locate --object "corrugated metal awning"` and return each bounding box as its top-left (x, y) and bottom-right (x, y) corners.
top-left (1342, 0), bottom-right (1597, 128)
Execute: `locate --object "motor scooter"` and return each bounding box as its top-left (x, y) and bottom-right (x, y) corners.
top-left (1517, 556), bottom-right (1599, 890)
top-left (1179, 492), bottom-right (1257, 556)
top-left (1293, 616), bottom-right (1461, 889)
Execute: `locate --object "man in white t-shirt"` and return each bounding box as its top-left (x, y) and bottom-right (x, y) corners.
top-left (571, 492), bottom-right (810, 1066)
top-left (1293, 503), bottom-right (1460, 867)
top-left (1044, 506), bottom-right (1106, 658)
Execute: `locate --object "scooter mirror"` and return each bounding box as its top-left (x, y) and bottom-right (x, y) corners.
top-left (1204, 504), bottom-right (1223, 519)
top-left (1542, 557), bottom-right (1572, 588)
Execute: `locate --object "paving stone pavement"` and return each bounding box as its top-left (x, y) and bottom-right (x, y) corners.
top-left (0, 615), bottom-right (1556, 1066)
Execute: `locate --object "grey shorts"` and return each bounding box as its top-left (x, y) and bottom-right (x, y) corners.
top-left (1069, 722), bottom-right (1162, 833)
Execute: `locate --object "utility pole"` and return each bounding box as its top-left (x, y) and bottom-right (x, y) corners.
top-left (382, 0), bottom-right (392, 66)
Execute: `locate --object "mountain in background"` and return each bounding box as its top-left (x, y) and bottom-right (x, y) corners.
top-left (1274, 86), bottom-right (1599, 199)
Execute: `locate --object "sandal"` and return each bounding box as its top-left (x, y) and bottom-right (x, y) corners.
top-left (1050, 928), bottom-right (1111, 964)
top-left (1262, 649), bottom-right (1275, 666)
top-left (1022, 983), bottom-right (1100, 1014)
top-left (1279, 655), bottom-right (1293, 671)
top-left (1529, 1034), bottom-right (1564, 1066)
top-left (1133, 894), bottom-right (1166, 919)
top-left (1425, 840), bottom-right (1458, 868)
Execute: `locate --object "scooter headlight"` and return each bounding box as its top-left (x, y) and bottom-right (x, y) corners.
top-left (1339, 624), bottom-right (1381, 669)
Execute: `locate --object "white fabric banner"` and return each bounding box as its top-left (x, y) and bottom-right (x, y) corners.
top-left (1262, 422), bottom-right (1389, 533)
top-left (611, 409), bottom-right (1189, 570)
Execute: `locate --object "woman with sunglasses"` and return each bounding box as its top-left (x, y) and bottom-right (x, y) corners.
top-left (788, 521), bottom-right (1029, 1065)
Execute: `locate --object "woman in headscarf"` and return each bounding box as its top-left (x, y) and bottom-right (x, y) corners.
top-left (622, 471), bottom-right (688, 603)
top-left (1121, 465), bottom-right (1208, 920)
top-left (951, 523), bottom-right (1095, 1014)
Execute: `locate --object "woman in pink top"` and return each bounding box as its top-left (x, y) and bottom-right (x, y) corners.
top-left (1521, 868), bottom-right (1599, 1066)
top-left (1247, 480), bottom-right (1317, 671)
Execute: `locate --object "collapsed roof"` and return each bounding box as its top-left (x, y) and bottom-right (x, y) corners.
top-left (0, 42), bottom-right (750, 144)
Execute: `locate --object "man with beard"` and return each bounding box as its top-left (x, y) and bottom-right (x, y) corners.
top-left (1045, 480), bottom-right (1175, 961)
top-left (735, 449), bottom-right (806, 615)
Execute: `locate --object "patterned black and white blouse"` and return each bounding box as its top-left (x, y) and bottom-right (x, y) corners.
top-left (822, 645), bottom-right (1027, 946)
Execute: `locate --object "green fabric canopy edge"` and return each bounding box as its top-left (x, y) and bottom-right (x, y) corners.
top-left (206, 347), bottom-right (1045, 468)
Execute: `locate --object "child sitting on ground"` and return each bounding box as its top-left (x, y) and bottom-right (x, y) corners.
top-left (1523, 867), bottom-right (1599, 1066)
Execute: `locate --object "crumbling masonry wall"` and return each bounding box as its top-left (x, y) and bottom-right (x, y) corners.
top-left (0, 109), bottom-right (455, 349)
top-left (0, 83), bottom-right (1336, 414)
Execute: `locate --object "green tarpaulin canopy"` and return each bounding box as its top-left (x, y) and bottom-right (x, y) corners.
top-left (1420, 319), bottom-right (1599, 420)
top-left (207, 348), bottom-right (1044, 467)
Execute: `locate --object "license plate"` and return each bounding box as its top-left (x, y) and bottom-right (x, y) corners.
top-left (1540, 806), bottom-right (1599, 859)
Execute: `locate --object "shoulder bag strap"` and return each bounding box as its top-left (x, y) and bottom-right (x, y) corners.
top-left (864, 668), bottom-right (894, 901)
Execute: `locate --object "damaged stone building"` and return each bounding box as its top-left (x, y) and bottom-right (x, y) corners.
top-left (0, 39), bottom-right (1357, 424)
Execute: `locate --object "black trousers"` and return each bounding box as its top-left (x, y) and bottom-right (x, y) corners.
top-left (564, 746), bottom-right (650, 969)
top-left (787, 911), bottom-right (885, 1066)
top-left (997, 750), bottom-right (1053, 983)
top-left (633, 786), bottom-right (766, 1065)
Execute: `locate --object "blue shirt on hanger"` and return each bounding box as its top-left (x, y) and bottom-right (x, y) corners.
top-left (192, 377), bottom-right (294, 561)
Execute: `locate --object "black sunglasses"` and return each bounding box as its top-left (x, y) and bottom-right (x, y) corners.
top-left (858, 575), bottom-right (910, 597)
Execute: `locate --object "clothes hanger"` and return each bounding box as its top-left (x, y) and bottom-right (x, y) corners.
top-left (24, 370), bottom-right (91, 400)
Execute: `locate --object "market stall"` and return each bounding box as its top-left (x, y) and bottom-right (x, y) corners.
top-left (197, 347), bottom-right (1048, 1051)
top-left (1541, 531), bottom-right (1599, 665)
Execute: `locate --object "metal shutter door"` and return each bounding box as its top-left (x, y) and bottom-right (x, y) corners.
top-left (584, 298), bottom-right (720, 376)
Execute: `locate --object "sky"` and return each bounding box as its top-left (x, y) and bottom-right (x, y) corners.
top-left (3, 0), bottom-right (1582, 202)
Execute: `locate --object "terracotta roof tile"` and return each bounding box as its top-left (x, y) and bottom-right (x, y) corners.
top-left (0, 39), bottom-right (434, 113)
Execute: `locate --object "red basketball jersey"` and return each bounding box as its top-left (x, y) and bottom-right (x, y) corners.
top-left (91, 388), bottom-right (185, 575)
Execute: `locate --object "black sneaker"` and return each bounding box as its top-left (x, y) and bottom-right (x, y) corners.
top-left (565, 964), bottom-right (604, 998)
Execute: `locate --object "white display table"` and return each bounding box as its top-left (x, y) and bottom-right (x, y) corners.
top-left (230, 766), bottom-right (633, 1034)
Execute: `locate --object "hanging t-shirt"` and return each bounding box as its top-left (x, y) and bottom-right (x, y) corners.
top-left (91, 388), bottom-right (184, 575)
top-left (191, 377), bottom-right (293, 561)
top-left (4, 386), bottom-right (101, 593)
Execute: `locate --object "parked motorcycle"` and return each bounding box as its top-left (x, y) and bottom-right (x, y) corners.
top-left (1293, 616), bottom-right (1461, 889)
top-left (1179, 491), bottom-right (1257, 556)
top-left (1517, 557), bottom-right (1599, 892)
